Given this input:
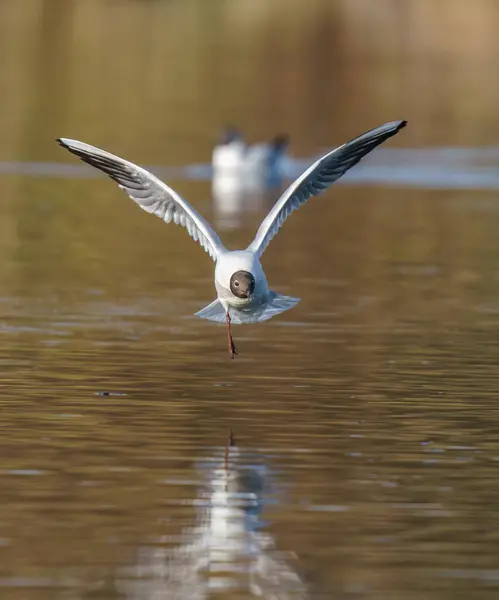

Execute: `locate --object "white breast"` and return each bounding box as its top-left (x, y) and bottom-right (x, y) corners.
top-left (212, 141), bottom-right (246, 173)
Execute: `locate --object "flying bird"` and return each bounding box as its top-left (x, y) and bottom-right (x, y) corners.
top-left (57, 120), bottom-right (406, 358)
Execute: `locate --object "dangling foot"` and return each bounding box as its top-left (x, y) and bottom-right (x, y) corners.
top-left (226, 312), bottom-right (238, 359)
top-left (229, 336), bottom-right (238, 359)
top-left (225, 429), bottom-right (235, 468)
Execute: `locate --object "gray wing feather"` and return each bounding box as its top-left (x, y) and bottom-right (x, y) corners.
top-left (247, 120), bottom-right (407, 257)
top-left (57, 138), bottom-right (225, 261)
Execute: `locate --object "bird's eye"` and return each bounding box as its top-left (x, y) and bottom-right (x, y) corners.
top-left (234, 281), bottom-right (239, 287)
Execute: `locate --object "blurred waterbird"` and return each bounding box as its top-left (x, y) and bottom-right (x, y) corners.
top-left (212, 127), bottom-right (290, 181)
top-left (212, 126), bottom-right (246, 173)
top-left (57, 120), bottom-right (406, 358)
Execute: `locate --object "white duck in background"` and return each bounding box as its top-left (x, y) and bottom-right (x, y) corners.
top-left (242, 133), bottom-right (291, 183)
top-left (57, 120), bottom-right (407, 358)
top-left (212, 126), bottom-right (246, 174)
top-left (212, 127), bottom-right (291, 183)
top-left (212, 128), bottom-right (289, 230)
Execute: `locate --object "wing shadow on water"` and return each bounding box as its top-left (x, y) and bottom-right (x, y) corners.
top-left (115, 433), bottom-right (307, 600)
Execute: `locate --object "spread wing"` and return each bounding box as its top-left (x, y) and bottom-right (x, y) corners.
top-left (247, 120), bottom-right (407, 257)
top-left (57, 138), bottom-right (225, 261)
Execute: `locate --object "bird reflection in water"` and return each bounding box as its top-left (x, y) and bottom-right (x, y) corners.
top-left (212, 170), bottom-right (286, 231)
top-left (116, 432), bottom-right (307, 599)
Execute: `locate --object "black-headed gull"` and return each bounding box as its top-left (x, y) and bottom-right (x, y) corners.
top-left (57, 120), bottom-right (406, 358)
top-left (212, 126), bottom-right (245, 173)
top-left (212, 126), bottom-right (290, 180)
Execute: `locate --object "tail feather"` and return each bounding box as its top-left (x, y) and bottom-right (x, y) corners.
top-left (194, 299), bottom-right (227, 323)
top-left (195, 292), bottom-right (300, 324)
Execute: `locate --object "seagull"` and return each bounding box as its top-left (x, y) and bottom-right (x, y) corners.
top-left (212, 127), bottom-right (290, 181)
top-left (211, 126), bottom-right (246, 173)
top-left (242, 133), bottom-right (290, 182)
top-left (57, 120), bottom-right (406, 358)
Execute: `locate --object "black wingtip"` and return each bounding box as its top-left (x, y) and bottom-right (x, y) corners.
top-left (56, 138), bottom-right (66, 148)
top-left (398, 120), bottom-right (408, 130)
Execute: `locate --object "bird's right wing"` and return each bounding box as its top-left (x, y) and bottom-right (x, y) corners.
top-left (57, 138), bottom-right (225, 261)
top-left (247, 120), bottom-right (407, 258)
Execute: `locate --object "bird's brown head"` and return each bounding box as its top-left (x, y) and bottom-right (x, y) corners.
top-left (230, 270), bottom-right (255, 299)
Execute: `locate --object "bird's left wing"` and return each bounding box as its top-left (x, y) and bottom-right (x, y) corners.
top-left (57, 138), bottom-right (225, 261)
top-left (247, 120), bottom-right (407, 258)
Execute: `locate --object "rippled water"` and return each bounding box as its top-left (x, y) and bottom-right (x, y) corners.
top-left (3, 1), bottom-right (499, 599)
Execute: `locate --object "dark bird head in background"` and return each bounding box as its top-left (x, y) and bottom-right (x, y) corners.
top-left (270, 133), bottom-right (290, 152)
top-left (219, 126), bottom-right (243, 145)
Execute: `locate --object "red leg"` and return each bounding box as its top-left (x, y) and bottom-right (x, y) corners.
top-left (226, 312), bottom-right (238, 359)
top-left (224, 429), bottom-right (235, 469)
